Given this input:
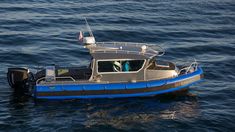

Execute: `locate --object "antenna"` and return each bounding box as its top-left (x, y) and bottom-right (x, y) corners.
top-left (84, 17), bottom-right (94, 37)
top-left (82, 17), bottom-right (96, 46)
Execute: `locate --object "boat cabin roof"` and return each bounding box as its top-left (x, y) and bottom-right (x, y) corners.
top-left (87, 42), bottom-right (165, 60)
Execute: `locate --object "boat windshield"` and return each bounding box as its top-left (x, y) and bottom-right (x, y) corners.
top-left (97, 60), bottom-right (144, 73)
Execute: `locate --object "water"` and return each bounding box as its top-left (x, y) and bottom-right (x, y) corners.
top-left (0, 0), bottom-right (235, 131)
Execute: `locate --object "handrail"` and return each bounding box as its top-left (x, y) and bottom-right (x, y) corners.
top-left (178, 60), bottom-right (198, 74)
top-left (36, 76), bottom-right (76, 84)
top-left (96, 42), bottom-right (164, 51)
top-left (56, 76), bottom-right (76, 82)
top-left (96, 41), bottom-right (162, 46)
top-left (92, 42), bottom-right (165, 57)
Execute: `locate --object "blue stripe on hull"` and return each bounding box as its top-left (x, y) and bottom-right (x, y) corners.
top-left (36, 79), bottom-right (203, 100)
top-left (35, 67), bottom-right (203, 99)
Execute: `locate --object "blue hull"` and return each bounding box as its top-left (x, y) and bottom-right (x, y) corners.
top-left (35, 67), bottom-right (203, 100)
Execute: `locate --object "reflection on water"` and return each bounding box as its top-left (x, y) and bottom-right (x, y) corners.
top-left (6, 91), bottom-right (199, 130)
top-left (83, 97), bottom-right (199, 129)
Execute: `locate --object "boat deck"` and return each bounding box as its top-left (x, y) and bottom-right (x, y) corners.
top-left (35, 66), bottom-right (92, 85)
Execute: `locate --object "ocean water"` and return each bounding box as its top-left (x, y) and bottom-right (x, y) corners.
top-left (0, 0), bottom-right (235, 131)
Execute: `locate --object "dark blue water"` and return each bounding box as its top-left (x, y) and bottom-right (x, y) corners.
top-left (0, 0), bottom-right (235, 131)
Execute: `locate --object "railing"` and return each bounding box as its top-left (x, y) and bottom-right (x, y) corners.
top-left (36, 76), bottom-right (76, 84)
top-left (178, 59), bottom-right (198, 74)
top-left (90, 42), bottom-right (165, 57)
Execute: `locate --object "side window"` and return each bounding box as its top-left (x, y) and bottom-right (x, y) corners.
top-left (98, 61), bottom-right (114, 72)
top-left (128, 60), bottom-right (144, 71)
top-left (98, 60), bottom-right (144, 73)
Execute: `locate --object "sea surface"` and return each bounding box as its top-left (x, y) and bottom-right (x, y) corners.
top-left (0, 0), bottom-right (235, 131)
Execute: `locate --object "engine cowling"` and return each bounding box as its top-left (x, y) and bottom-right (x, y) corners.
top-left (7, 68), bottom-right (33, 97)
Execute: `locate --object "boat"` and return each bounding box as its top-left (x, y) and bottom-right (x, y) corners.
top-left (7, 20), bottom-right (203, 100)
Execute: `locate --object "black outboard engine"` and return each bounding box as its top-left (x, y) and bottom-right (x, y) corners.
top-left (7, 68), bottom-right (34, 98)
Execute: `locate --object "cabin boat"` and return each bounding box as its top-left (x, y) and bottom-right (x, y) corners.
top-left (7, 22), bottom-right (203, 100)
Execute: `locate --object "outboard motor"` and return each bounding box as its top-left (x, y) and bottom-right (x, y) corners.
top-left (7, 68), bottom-right (34, 97)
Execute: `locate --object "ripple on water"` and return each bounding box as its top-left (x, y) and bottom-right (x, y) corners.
top-left (0, 0), bottom-right (235, 131)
